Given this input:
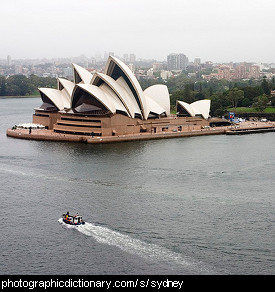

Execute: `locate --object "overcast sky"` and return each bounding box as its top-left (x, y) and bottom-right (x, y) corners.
top-left (1, 0), bottom-right (274, 63)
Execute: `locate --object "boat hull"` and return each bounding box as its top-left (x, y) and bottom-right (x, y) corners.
top-left (63, 218), bottom-right (85, 225)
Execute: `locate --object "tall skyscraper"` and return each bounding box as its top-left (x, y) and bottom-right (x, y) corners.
top-left (7, 55), bottom-right (11, 66)
top-left (123, 54), bottom-right (129, 62)
top-left (129, 54), bottom-right (136, 63)
top-left (194, 57), bottom-right (201, 66)
top-left (167, 53), bottom-right (188, 71)
top-left (95, 52), bottom-right (102, 62)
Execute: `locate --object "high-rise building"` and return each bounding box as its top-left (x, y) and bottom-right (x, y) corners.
top-left (95, 52), bottom-right (102, 62)
top-left (161, 70), bottom-right (173, 80)
top-left (123, 54), bottom-right (129, 62)
top-left (234, 64), bottom-right (246, 79)
top-left (248, 65), bottom-right (260, 79)
top-left (7, 55), bottom-right (11, 66)
top-left (167, 53), bottom-right (188, 71)
top-left (194, 57), bottom-right (201, 66)
top-left (129, 54), bottom-right (136, 63)
top-left (103, 51), bottom-right (109, 61)
top-left (127, 63), bottom-right (135, 72)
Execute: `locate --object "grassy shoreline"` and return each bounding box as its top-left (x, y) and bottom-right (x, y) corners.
top-left (227, 107), bottom-right (275, 113)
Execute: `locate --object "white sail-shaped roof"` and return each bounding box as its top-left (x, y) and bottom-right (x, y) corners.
top-left (177, 101), bottom-right (195, 117)
top-left (115, 76), bottom-right (142, 118)
top-left (57, 78), bottom-right (75, 108)
top-left (74, 84), bottom-right (116, 113)
top-left (98, 83), bottom-right (129, 115)
top-left (91, 72), bottom-right (141, 118)
top-left (191, 100), bottom-right (211, 119)
top-left (177, 100), bottom-right (211, 119)
top-left (144, 84), bottom-right (170, 116)
top-left (72, 63), bottom-right (93, 84)
top-left (58, 78), bottom-right (75, 97)
top-left (104, 56), bottom-right (149, 119)
top-left (38, 88), bottom-right (70, 110)
top-left (146, 96), bottom-right (166, 115)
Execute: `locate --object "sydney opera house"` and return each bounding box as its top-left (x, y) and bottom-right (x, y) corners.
top-left (31, 56), bottom-right (211, 140)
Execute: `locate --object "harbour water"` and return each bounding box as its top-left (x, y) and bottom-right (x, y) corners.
top-left (0, 97), bottom-right (274, 274)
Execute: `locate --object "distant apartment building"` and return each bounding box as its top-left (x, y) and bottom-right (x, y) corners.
top-left (95, 52), bottom-right (102, 62)
top-left (161, 70), bottom-right (173, 80)
top-left (127, 63), bottom-right (135, 72)
top-left (167, 53), bottom-right (188, 71)
top-left (129, 54), bottom-right (136, 63)
top-left (217, 65), bottom-right (232, 80)
top-left (146, 68), bottom-right (154, 78)
top-left (248, 65), bottom-right (260, 79)
top-left (234, 64), bottom-right (246, 79)
top-left (202, 63), bottom-right (260, 80)
top-left (204, 61), bottom-right (213, 69)
top-left (7, 55), bottom-right (11, 66)
top-left (123, 54), bottom-right (129, 62)
top-left (194, 57), bottom-right (201, 67)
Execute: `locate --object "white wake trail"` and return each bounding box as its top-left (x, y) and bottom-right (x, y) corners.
top-left (58, 219), bottom-right (215, 274)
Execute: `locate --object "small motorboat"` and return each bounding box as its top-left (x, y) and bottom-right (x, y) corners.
top-left (62, 212), bottom-right (85, 225)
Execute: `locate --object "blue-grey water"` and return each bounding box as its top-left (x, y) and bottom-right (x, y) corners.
top-left (0, 97), bottom-right (274, 275)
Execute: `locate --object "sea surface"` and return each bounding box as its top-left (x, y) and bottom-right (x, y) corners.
top-left (0, 97), bottom-right (274, 275)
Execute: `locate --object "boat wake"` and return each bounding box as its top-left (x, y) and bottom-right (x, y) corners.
top-left (58, 218), bottom-right (217, 274)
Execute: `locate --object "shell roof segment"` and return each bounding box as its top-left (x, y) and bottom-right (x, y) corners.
top-left (177, 100), bottom-right (211, 119)
top-left (58, 78), bottom-right (75, 97)
top-left (72, 63), bottom-right (93, 84)
top-left (104, 56), bottom-right (149, 119)
top-left (73, 84), bottom-right (116, 114)
top-left (91, 72), bottom-right (140, 118)
top-left (144, 84), bottom-right (170, 116)
top-left (38, 88), bottom-right (69, 110)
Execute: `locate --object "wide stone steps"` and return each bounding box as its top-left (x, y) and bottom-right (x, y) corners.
top-left (53, 124), bottom-right (102, 135)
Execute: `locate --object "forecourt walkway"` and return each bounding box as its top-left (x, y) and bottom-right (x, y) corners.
top-left (6, 121), bottom-right (275, 144)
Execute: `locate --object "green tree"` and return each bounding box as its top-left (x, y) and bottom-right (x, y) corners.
top-left (261, 76), bottom-right (271, 96)
top-left (194, 92), bottom-right (205, 100)
top-left (6, 75), bottom-right (32, 96)
top-left (199, 82), bottom-right (203, 92)
top-left (6, 83), bottom-right (21, 96)
top-left (242, 86), bottom-right (264, 103)
top-left (0, 76), bottom-right (6, 96)
top-left (170, 90), bottom-right (184, 107)
top-left (183, 83), bottom-right (194, 103)
top-left (241, 97), bottom-right (252, 107)
top-left (227, 88), bottom-right (244, 110)
top-left (209, 86), bottom-right (213, 96)
top-left (253, 94), bottom-right (269, 112)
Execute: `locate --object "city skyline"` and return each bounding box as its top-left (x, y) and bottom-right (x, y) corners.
top-left (1, 0), bottom-right (275, 63)
top-left (2, 52), bottom-right (275, 82)
top-left (1, 52), bottom-right (275, 67)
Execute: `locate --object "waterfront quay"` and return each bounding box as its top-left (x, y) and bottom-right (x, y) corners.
top-left (6, 121), bottom-right (275, 144)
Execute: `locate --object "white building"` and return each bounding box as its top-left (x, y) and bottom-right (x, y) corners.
top-left (161, 70), bottom-right (173, 80)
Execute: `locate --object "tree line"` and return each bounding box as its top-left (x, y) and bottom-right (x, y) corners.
top-left (0, 75), bottom-right (56, 96)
